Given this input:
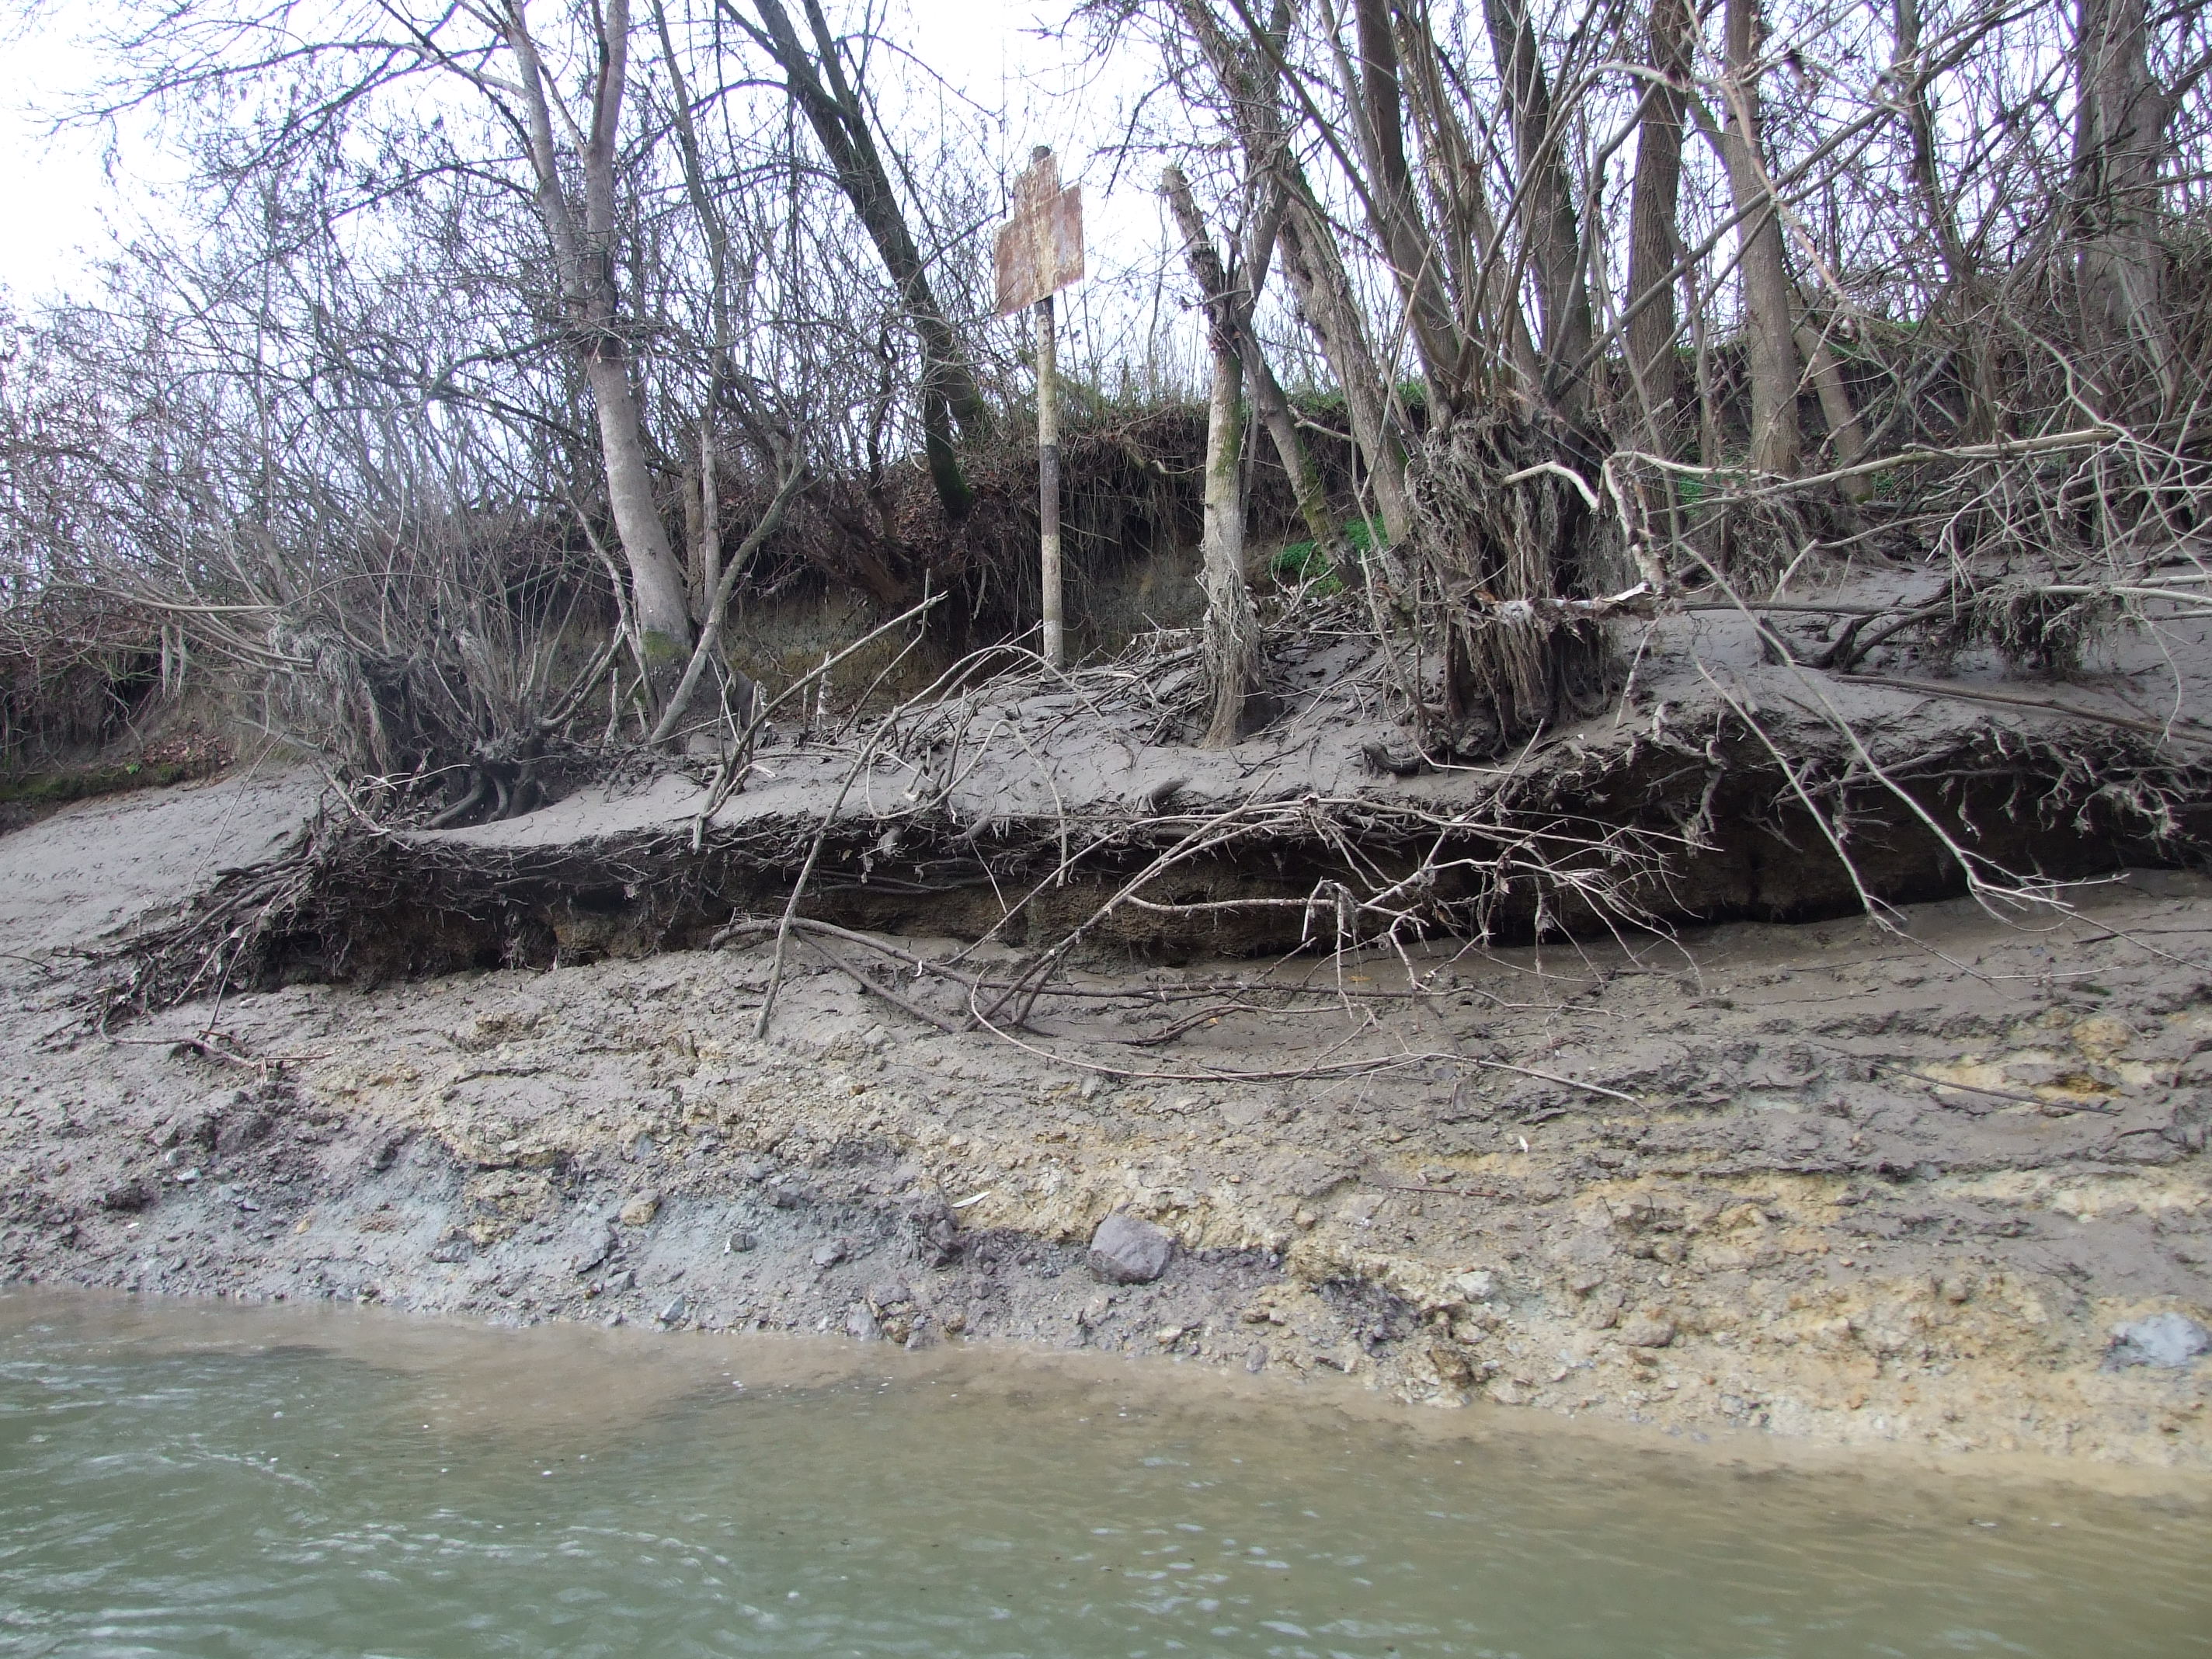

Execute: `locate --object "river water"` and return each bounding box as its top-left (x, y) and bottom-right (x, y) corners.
top-left (1, 1291), bottom-right (2206, 1657)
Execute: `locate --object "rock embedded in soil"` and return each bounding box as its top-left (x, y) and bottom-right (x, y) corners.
top-left (2107, 1313), bottom-right (2210, 1369)
top-left (1089, 1212), bottom-right (1174, 1285)
top-left (618, 1192), bottom-right (660, 1226)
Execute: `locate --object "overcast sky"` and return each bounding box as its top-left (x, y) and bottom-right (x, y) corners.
top-left (0, 0), bottom-right (1160, 309)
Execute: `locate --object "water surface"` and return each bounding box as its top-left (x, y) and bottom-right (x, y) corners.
top-left (1, 1290), bottom-right (2206, 1657)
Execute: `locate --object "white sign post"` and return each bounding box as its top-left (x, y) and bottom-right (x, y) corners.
top-left (994, 147), bottom-right (1084, 669)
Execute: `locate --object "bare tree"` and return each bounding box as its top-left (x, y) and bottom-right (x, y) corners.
top-left (729, 0), bottom-right (993, 518)
top-left (499, 0), bottom-right (698, 698)
top-left (1625, 0), bottom-right (1694, 447)
top-left (1162, 164), bottom-right (1260, 746)
top-left (1720, 0), bottom-right (1801, 476)
top-left (2073, 0), bottom-right (2180, 416)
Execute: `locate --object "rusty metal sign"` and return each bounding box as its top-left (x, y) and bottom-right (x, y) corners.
top-left (993, 150), bottom-right (1083, 315)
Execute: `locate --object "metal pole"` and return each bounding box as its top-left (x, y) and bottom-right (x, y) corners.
top-left (1036, 288), bottom-right (1063, 669)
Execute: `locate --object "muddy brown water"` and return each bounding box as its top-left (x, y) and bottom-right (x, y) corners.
top-left (1, 1290), bottom-right (2207, 1657)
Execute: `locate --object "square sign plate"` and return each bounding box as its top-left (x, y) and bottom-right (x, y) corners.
top-left (995, 151), bottom-right (1083, 315)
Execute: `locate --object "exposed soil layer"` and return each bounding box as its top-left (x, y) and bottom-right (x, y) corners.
top-left (3, 766), bottom-right (2210, 1473)
top-left (99, 593), bottom-right (2212, 1005)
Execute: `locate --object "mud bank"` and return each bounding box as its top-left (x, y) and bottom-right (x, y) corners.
top-left (101, 590), bottom-right (2212, 1005)
top-left (1, 766), bottom-right (2208, 1474)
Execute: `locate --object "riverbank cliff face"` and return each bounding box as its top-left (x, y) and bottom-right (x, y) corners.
top-left (4, 768), bottom-right (2208, 1471)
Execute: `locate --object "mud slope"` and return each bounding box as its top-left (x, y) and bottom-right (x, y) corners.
top-left (2, 764), bottom-right (2209, 1471)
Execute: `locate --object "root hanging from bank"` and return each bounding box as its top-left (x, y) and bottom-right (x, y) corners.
top-left (1404, 413), bottom-right (1630, 759)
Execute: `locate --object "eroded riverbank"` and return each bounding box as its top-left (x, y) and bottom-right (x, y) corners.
top-left (2, 770), bottom-right (2209, 1474)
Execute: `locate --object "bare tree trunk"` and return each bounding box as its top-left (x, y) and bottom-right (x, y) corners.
top-left (1162, 165), bottom-right (1258, 747)
top-left (1334, 0), bottom-right (1462, 412)
top-left (1200, 332), bottom-right (1256, 748)
top-left (1894, 0), bottom-right (2002, 438)
top-left (654, 0), bottom-right (734, 622)
top-left (694, 419), bottom-right (722, 623)
top-left (1626, 0), bottom-right (1693, 448)
top-left (1792, 292), bottom-right (1869, 493)
top-left (1685, 254), bottom-right (1723, 467)
top-left (1480, 0), bottom-right (1595, 415)
top-left (579, 355), bottom-right (694, 670)
top-left (1393, 12), bottom-right (1539, 398)
top-left (1275, 197), bottom-right (1415, 544)
top-left (1174, 172), bottom-right (1337, 559)
top-left (1179, 0), bottom-right (1412, 546)
top-left (1248, 350), bottom-right (1338, 559)
top-left (503, 0), bottom-right (694, 700)
top-left (2072, 0), bottom-right (2177, 416)
top-left (733, 0), bottom-right (989, 516)
top-left (1720, 0), bottom-right (1801, 476)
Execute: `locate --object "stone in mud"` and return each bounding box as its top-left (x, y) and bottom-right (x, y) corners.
top-left (1582, 1285), bottom-right (1626, 1329)
top-left (97, 1177), bottom-right (159, 1213)
top-left (2167, 1090), bottom-right (2210, 1153)
top-left (1428, 1344), bottom-right (1476, 1387)
top-left (726, 1230), bottom-right (756, 1254)
top-left (1619, 1314), bottom-right (1676, 1348)
top-left (2106, 1313), bottom-right (2210, 1369)
top-left (214, 1108), bottom-right (274, 1158)
top-left (903, 1192), bottom-right (959, 1267)
top-left (572, 1231), bottom-right (616, 1275)
top-left (618, 1192), bottom-right (661, 1226)
top-left (1088, 1212), bottom-right (1174, 1285)
top-left (812, 1240), bottom-right (847, 1269)
top-left (656, 1295), bottom-right (687, 1326)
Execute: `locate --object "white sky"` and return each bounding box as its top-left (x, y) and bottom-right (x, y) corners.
top-left (0, 0), bottom-right (1166, 311)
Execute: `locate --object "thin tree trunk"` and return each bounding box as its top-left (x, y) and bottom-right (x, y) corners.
top-left (2072, 0), bottom-right (2177, 416)
top-left (1200, 332), bottom-right (1256, 748)
top-left (1894, 0), bottom-right (2002, 438)
top-left (1720, 0), bottom-right (1801, 475)
top-left (654, 0), bottom-right (735, 621)
top-left (1685, 252), bottom-right (1722, 468)
top-left (1162, 165), bottom-right (1258, 747)
top-left (1275, 196), bottom-right (1414, 545)
top-left (1177, 172), bottom-right (1337, 559)
top-left (1792, 293), bottom-right (1869, 495)
top-left (1481, 0), bottom-right (1595, 415)
top-left (1626, 0), bottom-right (1693, 449)
top-left (734, 0), bottom-right (988, 516)
top-left (1335, 0), bottom-right (1462, 412)
top-left (503, 0), bottom-right (694, 699)
top-left (1179, 0), bottom-right (1412, 546)
top-left (1249, 350), bottom-right (1338, 558)
top-left (1393, 10), bottom-right (1539, 398)
top-left (695, 419), bottom-right (722, 621)
top-left (580, 354), bottom-right (694, 667)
